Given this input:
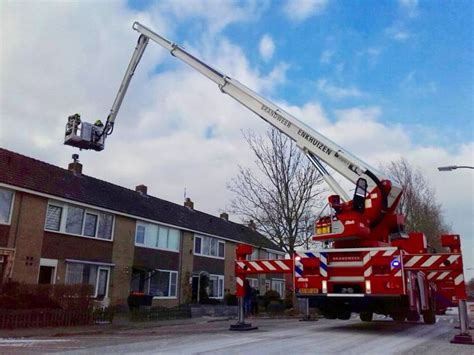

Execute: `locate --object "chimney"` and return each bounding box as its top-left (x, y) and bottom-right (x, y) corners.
top-left (184, 197), bottom-right (194, 209)
top-left (135, 184), bottom-right (148, 195)
top-left (68, 154), bottom-right (82, 175)
top-left (248, 220), bottom-right (256, 231)
top-left (220, 212), bottom-right (229, 221)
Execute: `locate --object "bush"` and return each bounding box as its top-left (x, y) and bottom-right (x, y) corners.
top-left (0, 282), bottom-right (92, 310)
top-left (224, 293), bottom-right (238, 306)
top-left (266, 301), bottom-right (285, 314)
top-left (263, 290), bottom-right (280, 308)
top-left (200, 298), bottom-right (222, 305)
top-left (284, 290), bottom-right (294, 309)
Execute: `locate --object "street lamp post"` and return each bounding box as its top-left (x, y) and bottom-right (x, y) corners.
top-left (438, 165), bottom-right (474, 171)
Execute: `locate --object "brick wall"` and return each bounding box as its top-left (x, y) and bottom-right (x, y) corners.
top-left (224, 242), bottom-right (236, 294)
top-left (179, 231), bottom-right (194, 304)
top-left (42, 232), bottom-right (113, 263)
top-left (10, 193), bottom-right (47, 283)
top-left (0, 226), bottom-right (9, 248)
top-left (134, 247), bottom-right (180, 271)
top-left (110, 215), bottom-right (135, 306)
top-left (193, 255), bottom-right (224, 275)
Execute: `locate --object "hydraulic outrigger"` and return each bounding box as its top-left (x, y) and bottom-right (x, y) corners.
top-left (64, 22), bottom-right (472, 344)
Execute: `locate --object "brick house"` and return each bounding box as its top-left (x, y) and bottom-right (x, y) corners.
top-left (0, 148), bottom-right (286, 307)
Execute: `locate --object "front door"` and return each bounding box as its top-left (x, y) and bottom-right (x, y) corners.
top-left (38, 265), bottom-right (55, 284)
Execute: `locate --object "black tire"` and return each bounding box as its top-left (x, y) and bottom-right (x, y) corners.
top-left (423, 292), bottom-right (436, 324)
top-left (422, 310), bottom-right (436, 324)
top-left (337, 310), bottom-right (351, 320)
top-left (359, 312), bottom-right (373, 322)
top-left (407, 311), bottom-right (420, 322)
top-left (392, 312), bottom-right (406, 322)
top-left (323, 311), bottom-right (337, 319)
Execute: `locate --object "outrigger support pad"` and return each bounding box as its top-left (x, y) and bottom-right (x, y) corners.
top-left (229, 297), bottom-right (258, 331)
top-left (450, 300), bottom-right (474, 345)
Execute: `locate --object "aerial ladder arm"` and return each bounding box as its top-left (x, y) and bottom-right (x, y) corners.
top-left (133, 22), bottom-right (402, 206)
top-left (65, 21), bottom-right (402, 209)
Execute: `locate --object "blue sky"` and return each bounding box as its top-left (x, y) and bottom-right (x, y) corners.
top-left (129, 0), bottom-right (473, 146)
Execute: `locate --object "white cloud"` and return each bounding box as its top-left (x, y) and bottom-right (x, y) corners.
top-left (152, 0), bottom-right (267, 34)
top-left (399, 0), bottom-right (419, 18)
top-left (259, 34), bottom-right (275, 61)
top-left (320, 49), bottom-right (334, 64)
top-left (283, 0), bottom-right (328, 22)
top-left (316, 79), bottom-right (365, 100)
top-left (386, 24), bottom-right (411, 42)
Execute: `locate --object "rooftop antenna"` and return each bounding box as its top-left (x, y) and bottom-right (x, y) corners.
top-left (184, 187), bottom-right (187, 200)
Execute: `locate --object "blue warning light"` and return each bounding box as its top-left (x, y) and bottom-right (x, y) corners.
top-left (391, 259), bottom-right (401, 268)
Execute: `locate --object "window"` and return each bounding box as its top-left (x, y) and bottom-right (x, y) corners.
top-left (65, 206), bottom-right (84, 234)
top-left (247, 248), bottom-right (259, 260)
top-left (218, 242), bottom-right (225, 258)
top-left (248, 278), bottom-right (259, 289)
top-left (45, 201), bottom-right (114, 240)
top-left (209, 274), bottom-right (224, 299)
top-left (0, 187), bottom-right (14, 224)
top-left (134, 222), bottom-right (180, 251)
top-left (149, 270), bottom-right (178, 298)
top-left (84, 213), bottom-right (98, 237)
top-left (45, 205), bottom-right (62, 231)
top-left (96, 268), bottom-right (109, 298)
top-left (194, 235), bottom-right (225, 258)
top-left (135, 225), bottom-right (145, 244)
top-left (65, 262), bottom-right (110, 297)
top-left (194, 236), bottom-right (201, 254)
top-left (271, 279), bottom-right (285, 298)
top-left (97, 212), bottom-right (114, 240)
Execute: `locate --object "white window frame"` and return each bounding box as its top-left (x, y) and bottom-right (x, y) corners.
top-left (134, 221), bottom-right (180, 253)
top-left (44, 201), bottom-right (115, 242)
top-left (83, 211), bottom-right (99, 238)
top-left (65, 261), bottom-right (111, 299)
top-left (271, 279), bottom-right (285, 298)
top-left (247, 278), bottom-right (259, 289)
top-left (37, 258), bottom-right (58, 284)
top-left (135, 222), bottom-right (146, 245)
top-left (44, 204), bottom-right (63, 231)
top-left (149, 269), bottom-right (178, 299)
top-left (247, 248), bottom-right (259, 260)
top-left (193, 235), bottom-right (225, 259)
top-left (208, 274), bottom-right (225, 299)
top-left (0, 187), bottom-right (15, 226)
top-left (95, 266), bottom-right (110, 298)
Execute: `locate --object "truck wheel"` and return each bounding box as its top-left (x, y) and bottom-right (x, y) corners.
top-left (359, 312), bottom-right (373, 322)
top-left (423, 291), bottom-right (436, 324)
top-left (337, 310), bottom-right (351, 320)
top-left (392, 313), bottom-right (406, 322)
top-left (422, 310), bottom-right (436, 324)
top-left (407, 311), bottom-right (420, 322)
top-left (323, 311), bottom-right (337, 319)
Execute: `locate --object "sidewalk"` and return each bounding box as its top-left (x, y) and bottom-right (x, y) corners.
top-left (0, 314), bottom-right (235, 339)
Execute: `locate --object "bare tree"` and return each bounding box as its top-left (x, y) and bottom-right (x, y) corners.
top-left (228, 129), bottom-right (325, 255)
top-left (466, 278), bottom-right (474, 300)
top-left (386, 159), bottom-right (450, 251)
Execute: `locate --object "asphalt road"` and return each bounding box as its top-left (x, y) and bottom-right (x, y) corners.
top-left (1, 313), bottom-right (473, 354)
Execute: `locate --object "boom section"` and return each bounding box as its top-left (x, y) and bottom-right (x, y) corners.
top-left (133, 22), bottom-right (401, 202)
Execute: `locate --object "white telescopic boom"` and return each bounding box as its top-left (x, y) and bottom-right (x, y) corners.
top-left (131, 22), bottom-right (401, 206)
